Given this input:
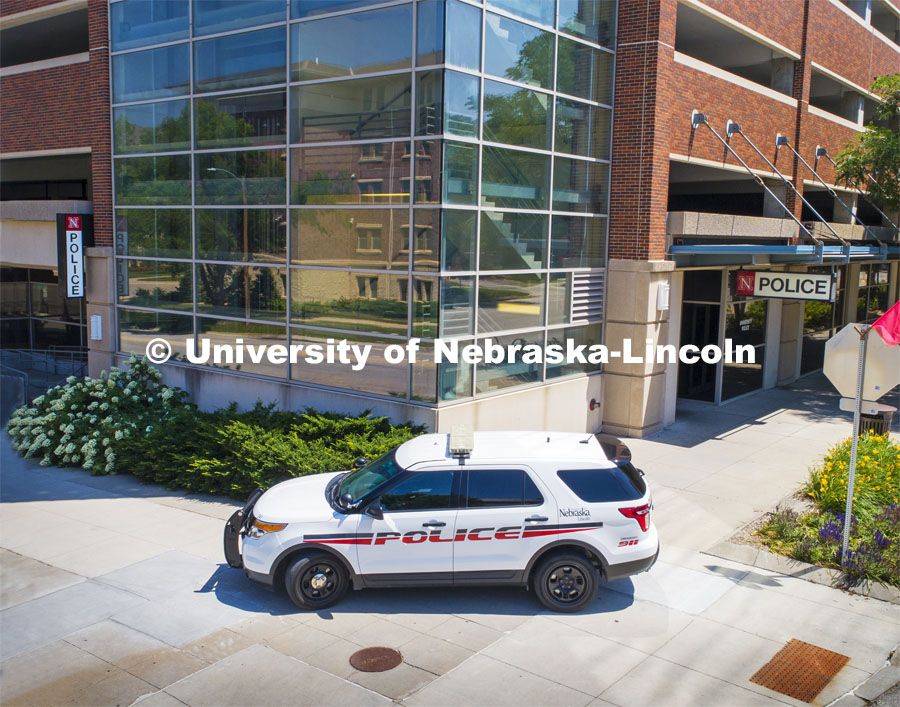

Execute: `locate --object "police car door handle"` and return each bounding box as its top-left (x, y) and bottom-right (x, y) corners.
top-left (525, 515), bottom-right (548, 522)
top-left (422, 520), bottom-right (446, 527)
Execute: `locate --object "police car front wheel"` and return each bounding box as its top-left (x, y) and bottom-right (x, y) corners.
top-left (285, 552), bottom-right (349, 610)
top-left (533, 553), bottom-right (599, 613)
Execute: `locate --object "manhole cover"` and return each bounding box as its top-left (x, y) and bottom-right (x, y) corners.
top-left (750, 638), bottom-right (849, 702)
top-left (349, 647), bottom-right (402, 673)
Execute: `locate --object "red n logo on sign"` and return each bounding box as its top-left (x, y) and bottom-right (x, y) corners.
top-left (736, 271), bottom-right (755, 296)
top-left (66, 215), bottom-right (82, 230)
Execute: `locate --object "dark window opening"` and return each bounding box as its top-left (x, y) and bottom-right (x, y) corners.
top-left (0, 9), bottom-right (89, 68)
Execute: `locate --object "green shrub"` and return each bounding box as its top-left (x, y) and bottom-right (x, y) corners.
top-left (6, 355), bottom-right (188, 473)
top-left (806, 433), bottom-right (900, 520)
top-left (7, 356), bottom-right (424, 500)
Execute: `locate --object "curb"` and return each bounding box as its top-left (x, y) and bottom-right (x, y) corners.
top-left (827, 646), bottom-right (900, 706)
top-left (705, 540), bottom-right (900, 604)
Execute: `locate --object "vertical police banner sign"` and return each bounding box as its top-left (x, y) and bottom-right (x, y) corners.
top-left (56, 214), bottom-right (94, 299)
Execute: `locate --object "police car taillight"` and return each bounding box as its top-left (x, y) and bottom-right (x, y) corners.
top-left (619, 504), bottom-right (650, 532)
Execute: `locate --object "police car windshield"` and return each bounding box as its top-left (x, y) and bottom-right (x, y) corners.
top-left (339, 450), bottom-right (404, 505)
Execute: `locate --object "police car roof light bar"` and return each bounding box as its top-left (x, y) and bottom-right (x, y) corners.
top-left (449, 424), bottom-right (474, 464)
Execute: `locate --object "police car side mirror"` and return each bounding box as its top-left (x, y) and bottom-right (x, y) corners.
top-left (354, 458), bottom-right (368, 469)
top-left (363, 498), bottom-right (384, 520)
top-left (339, 492), bottom-right (355, 510)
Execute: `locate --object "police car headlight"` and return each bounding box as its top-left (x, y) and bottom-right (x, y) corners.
top-left (248, 520), bottom-right (287, 538)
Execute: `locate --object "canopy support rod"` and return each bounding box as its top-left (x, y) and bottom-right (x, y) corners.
top-left (690, 112), bottom-right (819, 255)
top-left (815, 146), bottom-right (900, 236)
top-left (727, 121), bottom-right (848, 246)
top-left (776, 136), bottom-right (881, 242)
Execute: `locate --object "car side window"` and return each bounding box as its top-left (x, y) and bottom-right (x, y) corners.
top-left (466, 469), bottom-right (543, 507)
top-left (379, 471), bottom-right (455, 511)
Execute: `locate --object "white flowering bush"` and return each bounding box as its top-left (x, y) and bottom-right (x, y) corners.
top-left (6, 354), bottom-right (188, 474)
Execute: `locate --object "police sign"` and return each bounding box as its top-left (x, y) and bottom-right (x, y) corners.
top-left (736, 270), bottom-right (834, 301)
top-left (56, 214), bottom-right (94, 299)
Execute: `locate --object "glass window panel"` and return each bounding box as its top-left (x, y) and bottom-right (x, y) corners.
top-left (558, 0), bottom-right (616, 46)
top-left (479, 212), bottom-right (547, 270)
top-left (115, 209), bottom-right (191, 259)
top-left (290, 208), bottom-right (408, 269)
top-left (443, 142), bottom-right (478, 205)
top-left (553, 157), bottom-right (608, 213)
top-left (292, 0), bottom-right (381, 18)
top-left (412, 276), bottom-right (438, 337)
top-left (441, 275), bottom-right (474, 336)
top-left (196, 209), bottom-right (287, 263)
top-left (411, 341), bottom-right (438, 402)
top-left (417, 70), bottom-right (479, 138)
top-left (555, 98), bottom-right (610, 159)
top-left (118, 308), bottom-right (192, 360)
top-left (290, 327), bottom-right (408, 397)
top-left (114, 100), bottom-right (190, 154)
top-left (407, 140), bottom-right (439, 205)
top-left (30, 282), bottom-right (80, 321)
top-left (195, 91), bottom-right (286, 149)
top-left (439, 355), bottom-right (473, 400)
top-left (487, 0), bottom-right (554, 27)
top-left (442, 209), bottom-right (476, 271)
top-left (475, 330), bottom-right (542, 393)
top-left (481, 145), bottom-right (549, 210)
top-left (116, 260), bottom-right (192, 311)
top-left (550, 215), bottom-right (606, 268)
top-left (478, 272), bottom-right (544, 332)
top-left (194, 0), bottom-right (285, 36)
top-left (112, 45), bottom-right (189, 103)
top-left (484, 12), bottom-right (553, 89)
top-left (409, 210), bottom-right (439, 272)
top-left (290, 143), bottom-right (410, 206)
top-left (197, 318), bottom-right (286, 378)
top-left (290, 270), bottom-right (409, 335)
top-left (0, 272), bottom-right (28, 317)
top-left (482, 78), bottom-right (551, 150)
top-left (557, 37), bottom-right (613, 104)
top-left (114, 155), bottom-right (191, 206)
top-left (196, 150), bottom-right (286, 206)
top-left (290, 75), bottom-right (412, 143)
top-left (291, 5), bottom-right (412, 81)
top-left (194, 28), bottom-right (286, 94)
top-left (547, 272), bottom-right (571, 324)
top-left (110, 0), bottom-right (188, 52)
top-left (196, 264), bottom-right (287, 320)
top-left (1, 318), bottom-right (31, 348)
top-left (417, 0), bottom-right (481, 70)
top-left (547, 324), bottom-right (603, 377)
top-left (31, 320), bottom-right (84, 349)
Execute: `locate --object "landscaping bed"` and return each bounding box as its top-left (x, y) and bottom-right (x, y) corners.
top-left (6, 354), bottom-right (423, 499)
top-left (752, 433), bottom-right (899, 588)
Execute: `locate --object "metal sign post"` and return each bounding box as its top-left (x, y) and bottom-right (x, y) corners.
top-left (841, 326), bottom-right (870, 565)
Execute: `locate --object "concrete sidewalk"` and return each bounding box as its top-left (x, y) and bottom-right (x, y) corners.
top-left (1, 373), bottom-right (898, 707)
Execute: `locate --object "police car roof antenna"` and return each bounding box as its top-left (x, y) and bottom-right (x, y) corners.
top-left (690, 111), bottom-right (817, 248)
top-left (728, 121), bottom-right (847, 248)
top-left (814, 146), bottom-right (900, 237)
top-left (776, 136), bottom-right (881, 243)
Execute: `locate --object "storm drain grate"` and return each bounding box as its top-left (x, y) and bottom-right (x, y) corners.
top-left (349, 647), bottom-right (403, 673)
top-left (750, 639), bottom-right (849, 702)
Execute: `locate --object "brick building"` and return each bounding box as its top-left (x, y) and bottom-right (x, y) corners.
top-left (1, 0), bottom-right (898, 436)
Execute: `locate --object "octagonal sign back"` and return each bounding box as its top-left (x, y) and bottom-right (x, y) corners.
top-left (823, 323), bottom-right (900, 401)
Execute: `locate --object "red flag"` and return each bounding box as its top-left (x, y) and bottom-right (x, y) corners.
top-left (872, 300), bottom-right (900, 347)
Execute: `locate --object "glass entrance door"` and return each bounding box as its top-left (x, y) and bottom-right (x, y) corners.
top-left (678, 302), bottom-right (719, 401)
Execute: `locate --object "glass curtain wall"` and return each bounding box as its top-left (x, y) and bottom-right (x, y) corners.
top-left (110, 0), bottom-right (615, 403)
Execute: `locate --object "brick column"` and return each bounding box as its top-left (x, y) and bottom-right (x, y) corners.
top-left (88, 0), bottom-right (112, 248)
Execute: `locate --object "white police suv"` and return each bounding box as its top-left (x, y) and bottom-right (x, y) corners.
top-left (224, 430), bottom-right (658, 613)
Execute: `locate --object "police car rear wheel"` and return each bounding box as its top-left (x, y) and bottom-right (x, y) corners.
top-left (285, 552), bottom-right (348, 610)
top-left (533, 553), bottom-right (598, 613)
